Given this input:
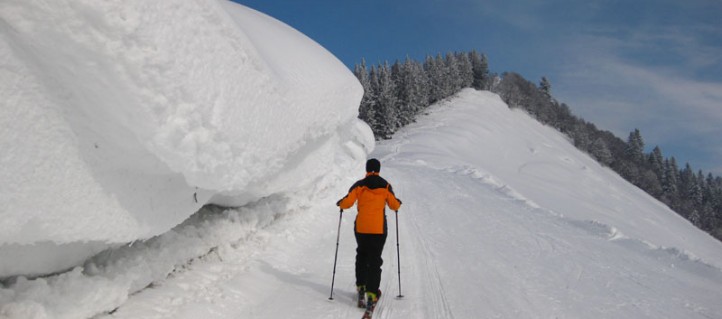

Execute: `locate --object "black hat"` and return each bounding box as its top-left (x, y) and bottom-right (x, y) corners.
top-left (366, 158), bottom-right (381, 173)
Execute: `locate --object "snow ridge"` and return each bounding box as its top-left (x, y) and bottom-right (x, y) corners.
top-left (405, 159), bottom-right (722, 277)
top-left (456, 164), bottom-right (721, 273)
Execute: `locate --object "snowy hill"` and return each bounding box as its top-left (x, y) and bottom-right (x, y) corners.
top-left (2, 89), bottom-right (722, 319)
top-left (2, 1), bottom-right (722, 318)
top-left (1, 0), bottom-right (368, 277)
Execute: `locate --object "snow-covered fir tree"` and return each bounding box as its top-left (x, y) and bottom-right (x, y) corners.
top-left (373, 61), bottom-right (399, 138)
top-left (469, 50), bottom-right (489, 90)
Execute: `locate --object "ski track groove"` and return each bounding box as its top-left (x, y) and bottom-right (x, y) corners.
top-left (406, 199), bottom-right (456, 319)
top-left (379, 148), bottom-right (457, 319)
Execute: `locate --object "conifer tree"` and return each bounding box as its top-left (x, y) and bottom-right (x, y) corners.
top-left (539, 76), bottom-right (552, 99)
top-left (590, 137), bottom-right (613, 165)
top-left (435, 53), bottom-right (453, 98)
top-left (662, 157), bottom-right (679, 200)
top-left (706, 173), bottom-right (718, 206)
top-left (390, 60), bottom-right (406, 123)
top-left (648, 146), bottom-right (664, 176)
top-left (444, 52), bottom-right (463, 93)
top-left (373, 61), bottom-right (399, 139)
top-left (367, 65), bottom-right (382, 134)
top-left (455, 52), bottom-right (474, 88)
top-left (469, 50), bottom-right (489, 90)
top-left (424, 54), bottom-right (444, 104)
top-left (679, 163), bottom-right (697, 208)
top-left (394, 57), bottom-right (429, 123)
top-left (407, 58), bottom-right (429, 113)
top-left (354, 60), bottom-right (377, 131)
top-left (391, 60), bottom-right (415, 126)
top-left (571, 123), bottom-right (591, 150)
top-left (625, 129), bottom-right (645, 163)
top-left (694, 170), bottom-right (706, 205)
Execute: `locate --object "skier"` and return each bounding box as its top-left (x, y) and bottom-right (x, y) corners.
top-left (336, 158), bottom-right (402, 316)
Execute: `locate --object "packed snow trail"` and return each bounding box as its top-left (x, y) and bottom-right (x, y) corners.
top-left (92, 90), bottom-right (722, 319)
top-left (97, 151), bottom-right (722, 319)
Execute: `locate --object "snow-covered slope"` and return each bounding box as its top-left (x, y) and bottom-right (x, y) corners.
top-left (381, 89), bottom-right (722, 269)
top-left (3, 0), bottom-right (722, 317)
top-left (2, 90), bottom-right (721, 319)
top-left (0, 0), bottom-right (368, 277)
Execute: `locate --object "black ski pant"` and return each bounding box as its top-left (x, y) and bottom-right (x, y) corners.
top-left (354, 231), bottom-right (387, 295)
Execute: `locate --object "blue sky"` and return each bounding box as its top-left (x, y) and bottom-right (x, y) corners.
top-left (234, 0), bottom-right (722, 175)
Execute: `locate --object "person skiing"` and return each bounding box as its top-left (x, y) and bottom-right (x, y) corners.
top-left (336, 158), bottom-right (402, 314)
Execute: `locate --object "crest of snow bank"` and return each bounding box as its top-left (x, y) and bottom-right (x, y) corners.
top-left (0, 0), bottom-right (367, 268)
top-left (376, 88), bottom-right (722, 269)
top-left (152, 1), bottom-right (365, 192)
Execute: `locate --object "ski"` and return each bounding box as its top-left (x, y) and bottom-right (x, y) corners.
top-left (360, 291), bottom-right (379, 319)
top-left (361, 304), bottom-right (375, 319)
top-left (357, 289), bottom-right (366, 308)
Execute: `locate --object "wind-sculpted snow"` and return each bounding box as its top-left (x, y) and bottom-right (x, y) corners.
top-left (0, 0), bottom-right (367, 277)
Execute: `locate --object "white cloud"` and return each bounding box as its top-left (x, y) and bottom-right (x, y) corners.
top-left (552, 29), bottom-right (722, 174)
top-left (464, 0), bottom-right (722, 174)
top-left (558, 29), bottom-right (722, 129)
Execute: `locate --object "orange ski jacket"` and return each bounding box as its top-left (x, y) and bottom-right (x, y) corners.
top-left (338, 172), bottom-right (402, 234)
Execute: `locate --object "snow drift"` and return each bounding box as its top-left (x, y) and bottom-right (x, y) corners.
top-left (0, 0), bottom-right (369, 277)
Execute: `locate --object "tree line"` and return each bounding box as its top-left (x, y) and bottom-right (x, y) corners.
top-left (353, 51), bottom-right (722, 241)
top-left (353, 50), bottom-right (490, 139)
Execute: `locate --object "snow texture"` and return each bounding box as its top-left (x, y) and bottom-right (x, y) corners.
top-left (2, 89), bottom-right (722, 319)
top-left (2, 0), bottom-right (722, 318)
top-left (0, 0), bottom-right (366, 277)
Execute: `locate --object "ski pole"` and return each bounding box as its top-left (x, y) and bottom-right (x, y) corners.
top-left (395, 210), bottom-right (404, 298)
top-left (328, 208), bottom-right (343, 300)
